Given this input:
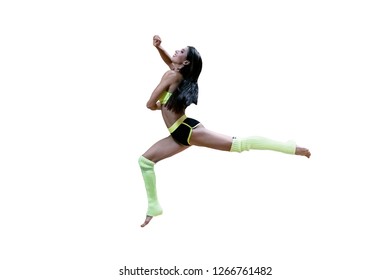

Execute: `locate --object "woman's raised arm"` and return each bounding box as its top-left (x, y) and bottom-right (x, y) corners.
top-left (153, 35), bottom-right (174, 70)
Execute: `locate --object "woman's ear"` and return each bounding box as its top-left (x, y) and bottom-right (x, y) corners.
top-left (183, 60), bottom-right (190, 65)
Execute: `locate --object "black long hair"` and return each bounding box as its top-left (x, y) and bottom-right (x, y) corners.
top-left (165, 46), bottom-right (202, 113)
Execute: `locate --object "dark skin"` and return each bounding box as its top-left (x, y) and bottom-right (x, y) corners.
top-left (140, 36), bottom-right (311, 227)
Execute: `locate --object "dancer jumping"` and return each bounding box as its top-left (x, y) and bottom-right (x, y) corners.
top-left (139, 35), bottom-right (311, 227)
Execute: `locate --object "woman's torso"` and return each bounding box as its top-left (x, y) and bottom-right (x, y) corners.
top-left (160, 91), bottom-right (185, 128)
top-left (160, 71), bottom-right (186, 128)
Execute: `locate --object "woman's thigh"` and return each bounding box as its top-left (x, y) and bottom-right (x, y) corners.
top-left (142, 136), bottom-right (189, 163)
top-left (190, 124), bottom-right (233, 151)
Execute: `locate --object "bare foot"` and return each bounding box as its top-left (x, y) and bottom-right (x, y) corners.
top-left (295, 146), bottom-right (311, 158)
top-left (140, 215), bottom-right (153, 227)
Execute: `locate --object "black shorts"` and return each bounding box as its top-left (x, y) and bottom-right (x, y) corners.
top-left (168, 115), bottom-right (200, 146)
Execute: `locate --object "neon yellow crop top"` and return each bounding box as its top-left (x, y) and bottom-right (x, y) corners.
top-left (159, 91), bottom-right (172, 105)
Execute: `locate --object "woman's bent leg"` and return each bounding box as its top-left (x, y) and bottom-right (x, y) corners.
top-left (139, 136), bottom-right (189, 227)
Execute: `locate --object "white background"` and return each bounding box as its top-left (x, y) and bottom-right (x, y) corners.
top-left (1, 1), bottom-right (389, 279)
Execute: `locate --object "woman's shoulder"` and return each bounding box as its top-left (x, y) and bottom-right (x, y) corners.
top-left (163, 69), bottom-right (181, 77)
top-left (162, 69), bottom-right (182, 82)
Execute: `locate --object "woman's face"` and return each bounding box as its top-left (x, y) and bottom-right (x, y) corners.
top-left (172, 47), bottom-right (189, 65)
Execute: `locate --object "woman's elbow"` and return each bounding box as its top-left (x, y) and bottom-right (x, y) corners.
top-left (146, 102), bottom-right (156, 110)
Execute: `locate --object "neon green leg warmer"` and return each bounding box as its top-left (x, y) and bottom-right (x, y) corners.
top-left (138, 156), bottom-right (163, 217)
top-left (230, 136), bottom-right (296, 154)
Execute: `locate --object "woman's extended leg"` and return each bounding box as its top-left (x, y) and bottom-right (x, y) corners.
top-left (139, 136), bottom-right (189, 227)
top-left (190, 124), bottom-right (311, 157)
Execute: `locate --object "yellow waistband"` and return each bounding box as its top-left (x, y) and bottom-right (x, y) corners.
top-left (168, 114), bottom-right (187, 133)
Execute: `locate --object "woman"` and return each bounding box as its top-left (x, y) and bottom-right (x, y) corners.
top-left (139, 35), bottom-right (311, 227)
